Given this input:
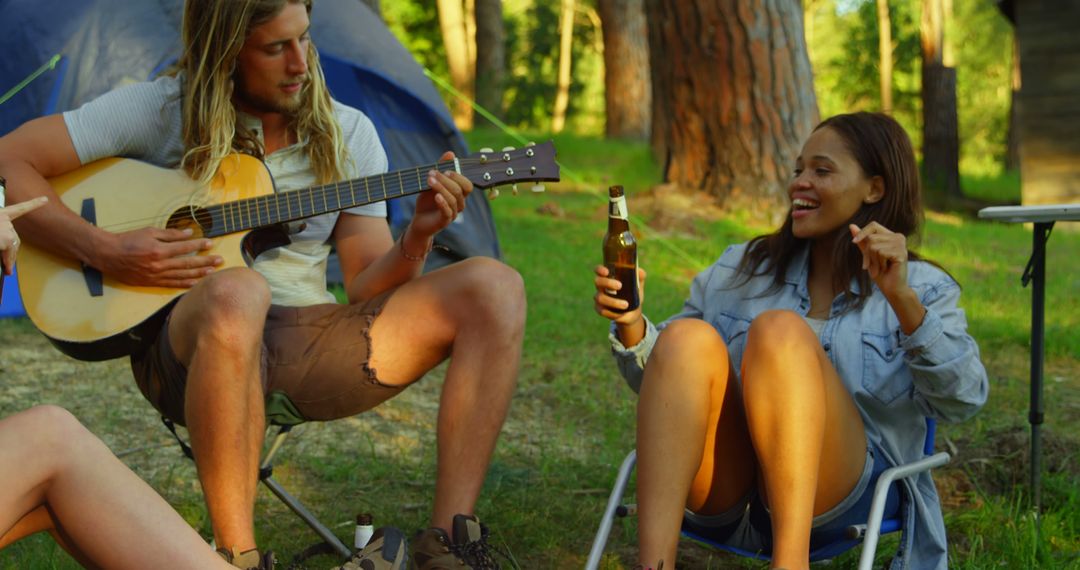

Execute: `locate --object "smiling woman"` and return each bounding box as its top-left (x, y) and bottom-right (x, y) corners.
top-left (593, 112), bottom-right (988, 570)
top-left (790, 127), bottom-right (884, 240)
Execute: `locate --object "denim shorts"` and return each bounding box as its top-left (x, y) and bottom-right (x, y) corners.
top-left (682, 441), bottom-right (901, 555)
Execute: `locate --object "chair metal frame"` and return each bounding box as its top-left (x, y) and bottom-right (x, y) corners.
top-left (163, 418), bottom-right (353, 561)
top-left (586, 418), bottom-right (949, 570)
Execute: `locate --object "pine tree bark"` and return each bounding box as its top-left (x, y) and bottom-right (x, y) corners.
top-left (597, 0), bottom-right (651, 140)
top-left (645, 0), bottom-right (819, 214)
top-left (474, 0), bottom-right (506, 120)
top-left (920, 0), bottom-right (962, 201)
top-left (438, 0), bottom-right (475, 129)
top-left (552, 0), bottom-right (577, 133)
top-left (877, 0), bottom-right (893, 113)
top-left (1005, 34), bottom-right (1021, 172)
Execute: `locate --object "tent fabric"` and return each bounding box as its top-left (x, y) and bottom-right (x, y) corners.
top-left (0, 0), bottom-right (500, 316)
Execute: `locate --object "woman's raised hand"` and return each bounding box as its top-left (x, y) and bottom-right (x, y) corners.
top-left (850, 222), bottom-right (910, 299)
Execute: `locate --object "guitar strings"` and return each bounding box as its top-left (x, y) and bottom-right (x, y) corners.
top-left (86, 155), bottom-right (546, 234)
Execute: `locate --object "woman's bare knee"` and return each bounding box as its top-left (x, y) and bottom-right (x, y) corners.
top-left (743, 310), bottom-right (817, 368)
top-left (644, 319), bottom-right (731, 394)
top-left (10, 406), bottom-right (91, 467)
top-left (747, 310), bottom-right (811, 343)
top-left (652, 319), bottom-right (729, 364)
top-left (742, 310), bottom-right (830, 402)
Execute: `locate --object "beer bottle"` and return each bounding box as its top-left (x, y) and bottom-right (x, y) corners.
top-left (603, 185), bottom-right (640, 312)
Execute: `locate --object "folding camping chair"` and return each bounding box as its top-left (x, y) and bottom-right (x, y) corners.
top-left (163, 391), bottom-right (355, 562)
top-left (585, 418), bottom-right (950, 570)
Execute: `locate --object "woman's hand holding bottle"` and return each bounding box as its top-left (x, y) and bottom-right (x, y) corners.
top-left (593, 265), bottom-right (647, 347)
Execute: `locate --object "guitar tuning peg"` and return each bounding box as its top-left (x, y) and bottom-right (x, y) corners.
top-left (525, 141), bottom-right (536, 147)
top-left (487, 187), bottom-right (500, 200)
top-left (501, 146), bottom-right (516, 152)
top-left (479, 147), bottom-right (494, 153)
top-left (530, 183), bottom-right (546, 193)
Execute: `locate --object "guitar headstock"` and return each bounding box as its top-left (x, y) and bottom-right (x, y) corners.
top-left (460, 141), bottom-right (560, 198)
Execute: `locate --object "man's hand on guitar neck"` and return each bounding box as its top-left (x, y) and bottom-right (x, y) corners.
top-left (93, 227), bottom-right (222, 289)
top-left (409, 151), bottom-right (472, 240)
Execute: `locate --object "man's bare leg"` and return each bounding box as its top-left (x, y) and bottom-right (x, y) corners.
top-left (367, 257), bottom-right (526, 532)
top-left (168, 268), bottom-right (271, 553)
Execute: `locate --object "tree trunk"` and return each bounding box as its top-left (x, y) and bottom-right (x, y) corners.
top-left (645, 0), bottom-right (819, 215)
top-left (465, 0), bottom-right (477, 74)
top-left (552, 0), bottom-right (576, 133)
top-left (474, 0), bottom-right (506, 120)
top-left (597, 0), bottom-right (651, 140)
top-left (877, 0), bottom-right (893, 113)
top-left (921, 0), bottom-right (962, 201)
top-left (1005, 34), bottom-right (1021, 172)
top-left (358, 0), bottom-right (380, 18)
top-left (438, 0), bottom-right (475, 130)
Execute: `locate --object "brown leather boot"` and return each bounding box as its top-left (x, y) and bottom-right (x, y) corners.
top-left (217, 546), bottom-right (275, 570)
top-left (410, 514), bottom-right (501, 569)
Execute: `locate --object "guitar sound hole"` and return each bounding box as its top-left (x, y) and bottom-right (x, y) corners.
top-left (166, 207), bottom-right (211, 238)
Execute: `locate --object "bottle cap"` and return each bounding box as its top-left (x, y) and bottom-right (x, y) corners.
top-left (608, 185), bottom-right (624, 198)
top-left (356, 513), bottom-right (373, 525)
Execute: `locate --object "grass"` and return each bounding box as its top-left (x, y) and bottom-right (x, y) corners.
top-left (1, 131), bottom-right (1078, 568)
top-left (961, 169), bottom-right (1023, 205)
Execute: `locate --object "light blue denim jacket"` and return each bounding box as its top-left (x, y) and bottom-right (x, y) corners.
top-left (610, 242), bottom-right (988, 569)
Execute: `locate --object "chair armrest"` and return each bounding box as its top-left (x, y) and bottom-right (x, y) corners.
top-left (855, 452), bottom-right (950, 570)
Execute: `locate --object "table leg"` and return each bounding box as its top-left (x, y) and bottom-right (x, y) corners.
top-left (1022, 221), bottom-right (1053, 517)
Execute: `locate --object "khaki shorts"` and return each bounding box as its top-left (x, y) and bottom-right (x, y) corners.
top-left (131, 290), bottom-right (404, 426)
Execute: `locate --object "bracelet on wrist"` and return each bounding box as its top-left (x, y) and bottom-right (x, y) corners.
top-left (399, 234), bottom-right (433, 262)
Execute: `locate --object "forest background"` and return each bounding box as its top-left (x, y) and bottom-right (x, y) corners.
top-left (382, 0), bottom-right (1015, 194)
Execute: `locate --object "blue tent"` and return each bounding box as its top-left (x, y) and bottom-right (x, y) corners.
top-left (0, 0), bottom-right (501, 317)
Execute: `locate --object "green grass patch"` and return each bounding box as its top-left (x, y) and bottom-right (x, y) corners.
top-left (962, 169), bottom-right (1022, 205)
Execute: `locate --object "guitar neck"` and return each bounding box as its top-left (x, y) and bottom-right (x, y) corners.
top-left (201, 159), bottom-right (456, 237)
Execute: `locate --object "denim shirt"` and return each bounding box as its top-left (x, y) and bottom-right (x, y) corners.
top-left (610, 242), bottom-right (988, 569)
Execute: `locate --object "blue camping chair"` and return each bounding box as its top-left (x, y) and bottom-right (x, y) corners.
top-left (585, 418), bottom-right (950, 570)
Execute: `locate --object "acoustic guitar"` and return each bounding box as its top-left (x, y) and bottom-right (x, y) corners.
top-left (18, 143), bottom-right (559, 361)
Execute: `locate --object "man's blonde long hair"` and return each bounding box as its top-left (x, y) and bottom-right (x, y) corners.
top-left (172, 0), bottom-right (349, 186)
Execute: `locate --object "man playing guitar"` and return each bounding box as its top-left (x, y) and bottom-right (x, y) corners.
top-left (0, 1), bottom-right (524, 568)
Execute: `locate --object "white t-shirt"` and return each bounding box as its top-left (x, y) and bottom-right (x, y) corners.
top-left (63, 75), bottom-right (388, 306)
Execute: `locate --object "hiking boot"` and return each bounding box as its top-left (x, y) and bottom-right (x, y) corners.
top-left (410, 514), bottom-right (501, 569)
top-left (335, 526), bottom-right (409, 570)
top-left (218, 546), bottom-right (276, 569)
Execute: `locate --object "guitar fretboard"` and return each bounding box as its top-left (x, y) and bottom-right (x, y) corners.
top-left (201, 160), bottom-right (458, 237)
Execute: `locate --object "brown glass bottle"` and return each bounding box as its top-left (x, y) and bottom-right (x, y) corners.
top-left (603, 185), bottom-right (640, 312)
